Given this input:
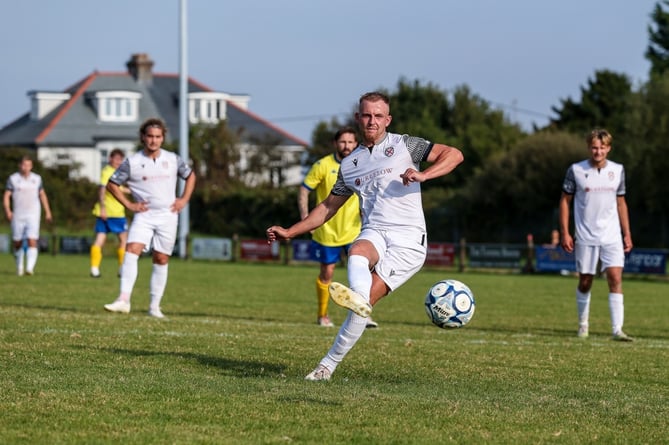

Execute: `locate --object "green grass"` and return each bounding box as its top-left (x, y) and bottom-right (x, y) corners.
top-left (1, 254), bottom-right (667, 444)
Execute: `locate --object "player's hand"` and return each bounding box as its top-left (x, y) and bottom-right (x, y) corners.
top-left (623, 235), bottom-right (633, 253)
top-left (130, 201), bottom-right (149, 213)
top-left (171, 198), bottom-right (187, 213)
top-left (400, 168), bottom-right (426, 185)
top-left (561, 233), bottom-right (574, 253)
top-left (266, 226), bottom-right (289, 243)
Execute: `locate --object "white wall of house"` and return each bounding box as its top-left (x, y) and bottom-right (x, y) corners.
top-left (36, 141), bottom-right (304, 187)
top-left (37, 141), bottom-right (136, 183)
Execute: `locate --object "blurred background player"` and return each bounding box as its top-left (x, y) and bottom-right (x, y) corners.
top-left (559, 129), bottom-right (634, 342)
top-left (103, 118), bottom-right (195, 318)
top-left (298, 127), bottom-right (377, 328)
top-left (3, 155), bottom-right (52, 276)
top-left (90, 148), bottom-right (128, 278)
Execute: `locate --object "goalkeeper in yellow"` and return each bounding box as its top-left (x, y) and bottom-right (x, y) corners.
top-left (298, 127), bottom-right (377, 328)
top-left (90, 149), bottom-right (128, 278)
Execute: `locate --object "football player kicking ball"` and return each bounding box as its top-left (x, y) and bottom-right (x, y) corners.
top-left (266, 92), bottom-right (464, 380)
top-left (103, 118), bottom-right (195, 318)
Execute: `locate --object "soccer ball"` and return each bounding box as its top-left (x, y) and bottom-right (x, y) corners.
top-left (424, 279), bottom-right (476, 328)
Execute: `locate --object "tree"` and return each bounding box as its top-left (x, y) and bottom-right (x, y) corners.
top-left (646, 0), bottom-right (669, 77)
top-left (549, 69), bottom-right (634, 136)
top-left (188, 120), bottom-right (243, 199)
top-left (453, 131), bottom-right (584, 242)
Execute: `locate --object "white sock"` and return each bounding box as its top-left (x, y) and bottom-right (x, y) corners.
top-left (321, 312), bottom-right (368, 372)
top-left (609, 293), bottom-right (624, 334)
top-left (118, 252), bottom-right (139, 302)
top-left (15, 248), bottom-right (25, 272)
top-left (576, 289), bottom-right (591, 328)
top-left (149, 263), bottom-right (168, 310)
top-left (347, 255), bottom-right (371, 302)
top-left (26, 247), bottom-right (38, 272)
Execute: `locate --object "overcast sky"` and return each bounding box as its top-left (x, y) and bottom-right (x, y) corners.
top-left (0, 0), bottom-right (659, 144)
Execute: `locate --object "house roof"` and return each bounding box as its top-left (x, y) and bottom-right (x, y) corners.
top-left (0, 64), bottom-right (308, 148)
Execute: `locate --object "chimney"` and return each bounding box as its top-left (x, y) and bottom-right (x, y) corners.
top-left (126, 53), bottom-right (154, 85)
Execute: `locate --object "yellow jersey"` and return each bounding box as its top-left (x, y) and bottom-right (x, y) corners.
top-left (92, 165), bottom-right (125, 218)
top-left (302, 153), bottom-right (361, 246)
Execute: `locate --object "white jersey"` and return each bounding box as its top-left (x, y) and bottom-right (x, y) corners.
top-left (333, 132), bottom-right (433, 232)
top-left (109, 149), bottom-right (192, 213)
top-left (562, 159), bottom-right (625, 246)
top-left (5, 172), bottom-right (43, 218)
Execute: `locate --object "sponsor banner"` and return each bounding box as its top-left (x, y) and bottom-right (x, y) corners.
top-left (425, 242), bottom-right (455, 266)
top-left (469, 244), bottom-right (523, 269)
top-left (624, 249), bottom-right (666, 275)
top-left (59, 236), bottom-right (91, 254)
top-left (192, 237), bottom-right (233, 261)
top-left (292, 239), bottom-right (312, 262)
top-left (0, 234), bottom-right (9, 253)
top-left (535, 246), bottom-right (576, 272)
top-left (240, 239), bottom-right (280, 261)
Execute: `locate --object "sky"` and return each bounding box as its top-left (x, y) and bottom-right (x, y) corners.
top-left (0, 0), bottom-right (660, 144)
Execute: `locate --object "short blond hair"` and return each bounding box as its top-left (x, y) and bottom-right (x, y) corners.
top-left (586, 129), bottom-right (612, 146)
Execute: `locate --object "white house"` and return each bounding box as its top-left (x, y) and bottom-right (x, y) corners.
top-left (0, 53), bottom-right (308, 186)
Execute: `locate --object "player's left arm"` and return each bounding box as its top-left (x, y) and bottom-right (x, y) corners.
top-left (617, 195), bottom-right (633, 252)
top-left (39, 188), bottom-right (53, 223)
top-left (171, 172), bottom-right (196, 213)
top-left (400, 143), bottom-right (463, 185)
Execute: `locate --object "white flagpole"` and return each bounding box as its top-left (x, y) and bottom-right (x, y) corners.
top-left (178, 0), bottom-right (189, 259)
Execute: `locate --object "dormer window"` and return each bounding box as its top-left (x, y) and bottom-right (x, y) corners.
top-left (188, 92), bottom-right (230, 124)
top-left (91, 91), bottom-right (141, 123)
top-left (28, 91), bottom-right (71, 120)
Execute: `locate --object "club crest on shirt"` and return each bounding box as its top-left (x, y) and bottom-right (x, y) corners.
top-left (162, 161), bottom-right (169, 169)
top-left (608, 171), bottom-right (615, 181)
top-left (384, 146), bottom-right (395, 157)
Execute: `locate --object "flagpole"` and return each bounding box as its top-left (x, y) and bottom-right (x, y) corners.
top-left (178, 0), bottom-right (189, 259)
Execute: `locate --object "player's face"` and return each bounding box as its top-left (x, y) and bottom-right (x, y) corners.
top-left (109, 153), bottom-right (124, 168)
top-left (19, 159), bottom-right (33, 176)
top-left (588, 139), bottom-right (611, 167)
top-left (356, 99), bottom-right (392, 145)
top-left (334, 132), bottom-right (357, 159)
top-left (142, 126), bottom-right (164, 155)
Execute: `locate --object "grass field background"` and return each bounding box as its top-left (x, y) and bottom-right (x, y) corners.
top-left (1, 253), bottom-right (667, 444)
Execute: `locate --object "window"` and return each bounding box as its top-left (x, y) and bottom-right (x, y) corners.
top-left (188, 92), bottom-right (229, 124)
top-left (92, 91), bottom-right (141, 122)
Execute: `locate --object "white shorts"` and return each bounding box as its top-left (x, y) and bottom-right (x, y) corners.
top-left (127, 211), bottom-right (178, 255)
top-left (11, 214), bottom-right (40, 241)
top-left (357, 227), bottom-right (427, 291)
top-left (574, 242), bottom-right (625, 274)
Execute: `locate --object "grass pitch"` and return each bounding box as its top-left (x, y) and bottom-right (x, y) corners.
top-left (0, 254), bottom-right (667, 444)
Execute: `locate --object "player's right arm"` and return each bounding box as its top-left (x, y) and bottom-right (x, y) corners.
top-left (267, 193), bottom-right (349, 243)
top-left (107, 182), bottom-right (148, 213)
top-left (98, 184), bottom-right (107, 220)
top-left (297, 185), bottom-right (310, 220)
top-left (559, 192), bottom-right (574, 253)
top-left (3, 189), bottom-right (12, 221)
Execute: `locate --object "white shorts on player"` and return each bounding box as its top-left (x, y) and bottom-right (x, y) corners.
top-left (358, 226), bottom-right (427, 290)
top-left (11, 215), bottom-right (41, 242)
top-left (127, 211), bottom-right (178, 255)
top-left (575, 242), bottom-right (625, 274)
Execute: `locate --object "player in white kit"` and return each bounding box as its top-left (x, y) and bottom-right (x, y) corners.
top-left (559, 129), bottom-right (633, 341)
top-left (3, 156), bottom-right (53, 276)
top-left (266, 92), bottom-right (464, 380)
top-left (103, 118), bottom-right (196, 318)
